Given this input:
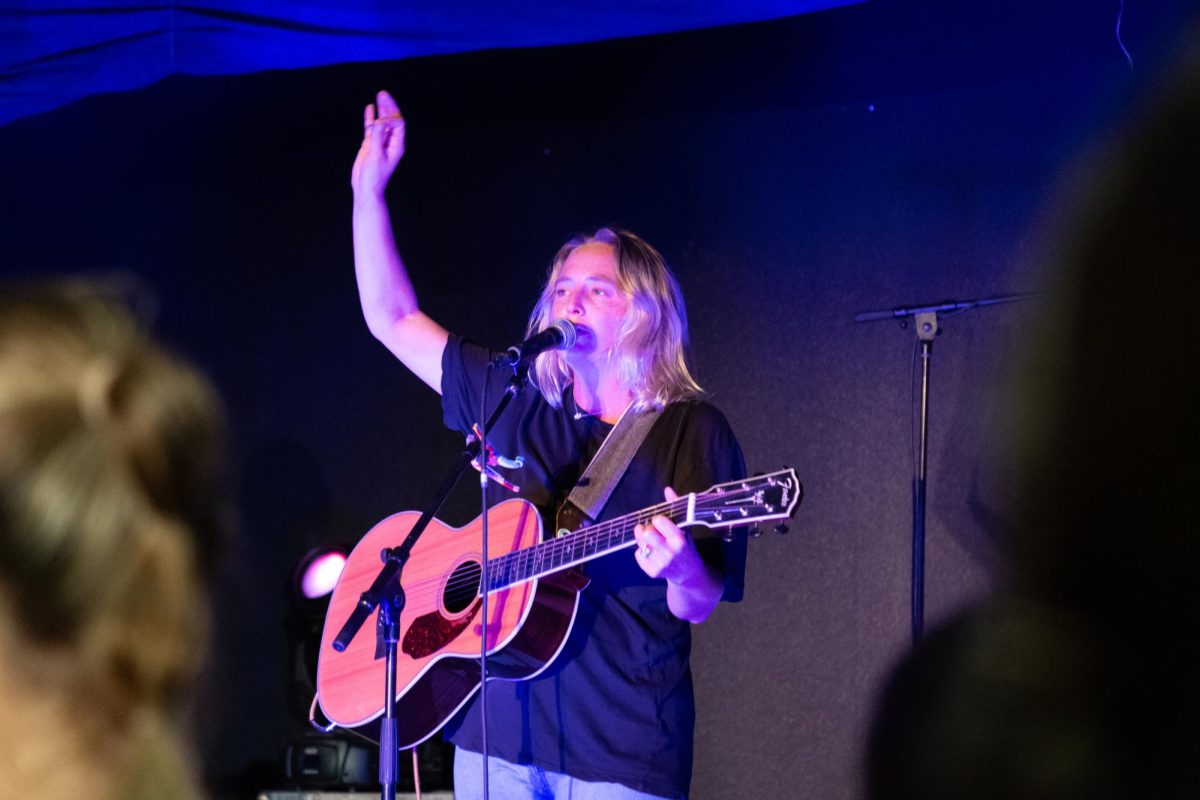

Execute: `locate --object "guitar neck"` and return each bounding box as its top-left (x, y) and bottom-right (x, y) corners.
top-left (482, 467), bottom-right (799, 593)
top-left (484, 499), bottom-right (683, 592)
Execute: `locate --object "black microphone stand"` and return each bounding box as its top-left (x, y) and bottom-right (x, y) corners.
top-left (332, 360), bottom-right (532, 800)
top-left (854, 292), bottom-right (1035, 644)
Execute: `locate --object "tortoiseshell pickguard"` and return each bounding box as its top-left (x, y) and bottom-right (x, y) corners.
top-left (401, 602), bottom-right (481, 658)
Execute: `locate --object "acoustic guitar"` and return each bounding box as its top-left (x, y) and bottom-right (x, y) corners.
top-left (316, 467), bottom-right (801, 747)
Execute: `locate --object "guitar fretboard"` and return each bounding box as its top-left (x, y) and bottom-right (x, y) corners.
top-left (476, 468), bottom-right (796, 593)
top-left (484, 499), bottom-right (680, 591)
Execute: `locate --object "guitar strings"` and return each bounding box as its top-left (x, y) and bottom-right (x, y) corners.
top-left (425, 497), bottom-right (686, 605)
top-left (328, 477), bottom-right (785, 652)
top-left (432, 488), bottom-right (754, 603)
top-left (436, 498), bottom-right (683, 598)
top-left (357, 481), bottom-right (773, 615)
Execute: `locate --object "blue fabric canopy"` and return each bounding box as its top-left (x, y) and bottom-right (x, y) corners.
top-left (0, 1), bottom-right (860, 127)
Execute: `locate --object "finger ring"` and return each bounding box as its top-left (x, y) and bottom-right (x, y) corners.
top-left (641, 544), bottom-right (652, 558)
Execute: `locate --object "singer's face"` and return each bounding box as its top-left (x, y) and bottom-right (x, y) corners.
top-left (550, 242), bottom-right (629, 365)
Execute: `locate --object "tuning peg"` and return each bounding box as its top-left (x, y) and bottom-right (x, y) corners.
top-left (773, 523), bottom-right (789, 535)
top-left (749, 525), bottom-right (764, 539)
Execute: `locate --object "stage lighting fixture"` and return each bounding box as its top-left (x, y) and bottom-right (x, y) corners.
top-left (276, 543), bottom-right (454, 794)
top-left (286, 546), bottom-right (348, 727)
top-left (291, 546), bottom-right (348, 604)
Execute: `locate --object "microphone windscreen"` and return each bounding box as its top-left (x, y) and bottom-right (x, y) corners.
top-left (552, 318), bottom-right (577, 350)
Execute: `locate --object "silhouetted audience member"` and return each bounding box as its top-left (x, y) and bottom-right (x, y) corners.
top-left (0, 280), bottom-right (227, 799)
top-left (868, 49), bottom-right (1200, 800)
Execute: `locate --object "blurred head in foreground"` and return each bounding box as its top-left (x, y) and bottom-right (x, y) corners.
top-left (868, 45), bottom-right (1200, 800)
top-left (0, 279), bottom-right (226, 799)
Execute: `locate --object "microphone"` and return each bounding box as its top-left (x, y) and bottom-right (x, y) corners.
top-left (490, 319), bottom-right (577, 368)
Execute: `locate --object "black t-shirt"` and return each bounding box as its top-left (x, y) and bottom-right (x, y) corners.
top-left (440, 335), bottom-right (747, 799)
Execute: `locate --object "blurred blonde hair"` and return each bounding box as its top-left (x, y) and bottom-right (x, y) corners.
top-left (0, 279), bottom-right (226, 799)
top-left (525, 228), bottom-right (703, 411)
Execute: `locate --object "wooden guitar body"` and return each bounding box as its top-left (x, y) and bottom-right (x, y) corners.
top-left (316, 498), bottom-right (588, 748)
top-left (315, 468), bottom-right (801, 748)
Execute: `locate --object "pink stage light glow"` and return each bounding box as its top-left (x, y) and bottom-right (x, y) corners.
top-left (301, 551), bottom-right (347, 599)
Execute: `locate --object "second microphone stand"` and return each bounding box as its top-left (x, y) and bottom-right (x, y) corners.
top-left (855, 292), bottom-right (1035, 644)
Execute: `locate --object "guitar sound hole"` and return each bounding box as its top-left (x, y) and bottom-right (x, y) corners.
top-left (444, 560), bottom-right (482, 614)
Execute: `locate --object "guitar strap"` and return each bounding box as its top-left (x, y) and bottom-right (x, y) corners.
top-left (563, 402), bottom-right (663, 527)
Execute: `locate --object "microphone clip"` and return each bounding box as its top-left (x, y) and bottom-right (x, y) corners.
top-left (467, 424), bottom-right (523, 494)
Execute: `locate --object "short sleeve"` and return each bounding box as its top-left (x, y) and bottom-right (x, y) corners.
top-left (441, 334), bottom-right (525, 436)
top-left (672, 403), bottom-right (748, 603)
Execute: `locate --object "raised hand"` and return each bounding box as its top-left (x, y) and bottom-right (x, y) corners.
top-left (351, 90), bottom-right (406, 197)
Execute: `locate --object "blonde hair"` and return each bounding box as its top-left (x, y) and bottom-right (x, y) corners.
top-left (525, 228), bottom-right (704, 411)
top-left (0, 279), bottom-right (226, 799)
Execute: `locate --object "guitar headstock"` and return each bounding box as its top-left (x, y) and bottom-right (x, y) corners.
top-left (690, 468), bottom-right (802, 530)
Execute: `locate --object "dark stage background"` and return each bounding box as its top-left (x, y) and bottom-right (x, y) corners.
top-left (2, 2), bottom-right (1193, 798)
